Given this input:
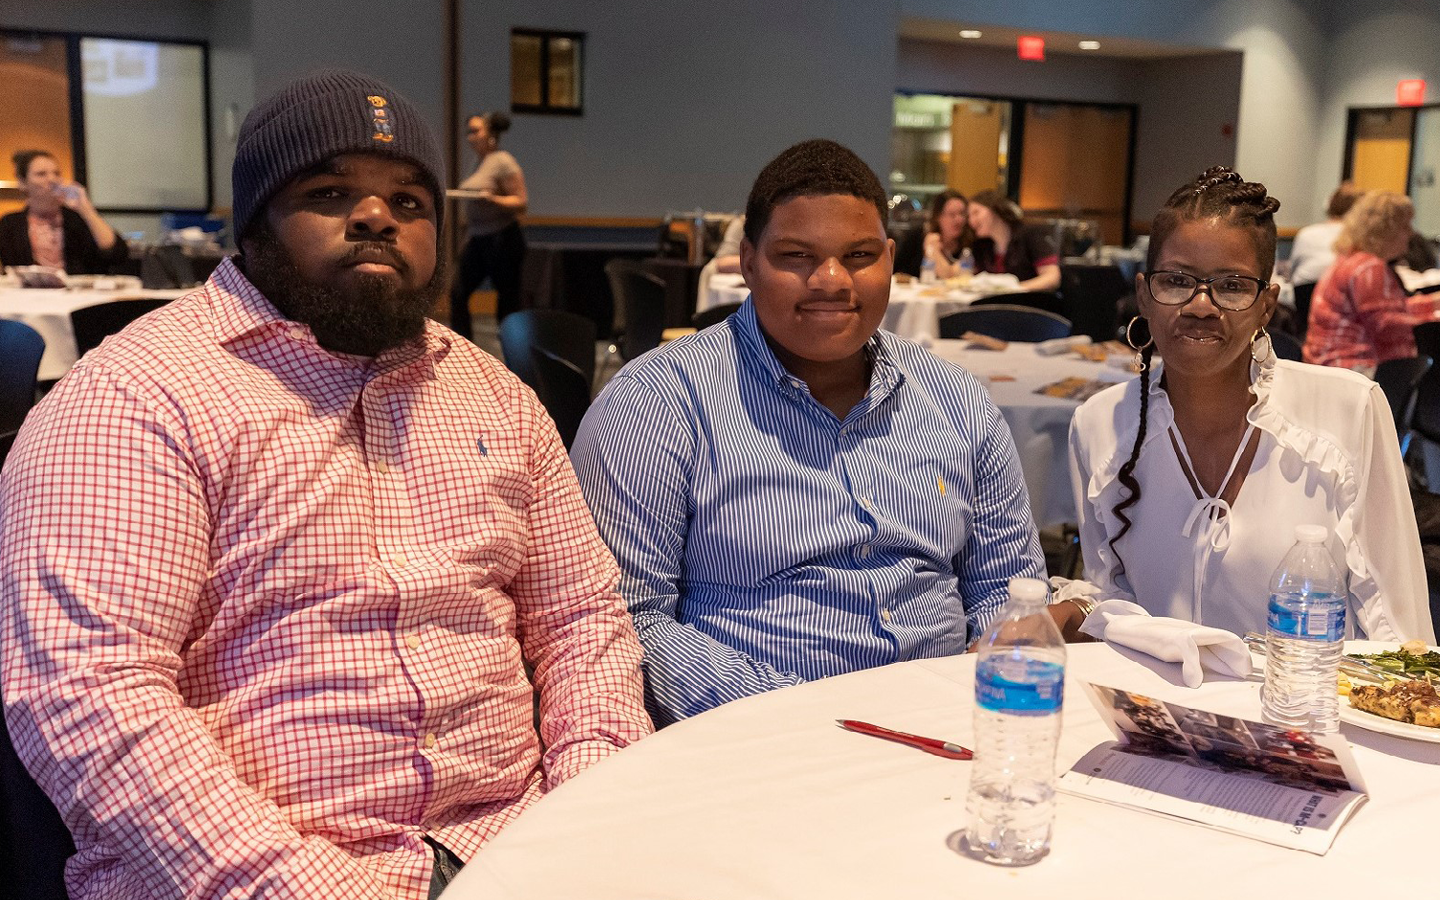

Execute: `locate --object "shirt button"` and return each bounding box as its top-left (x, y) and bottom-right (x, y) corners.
top-left (375, 459), bottom-right (390, 474)
top-left (860, 497), bottom-right (872, 510)
top-left (881, 608), bottom-right (893, 623)
top-left (422, 732), bottom-right (437, 749)
top-left (392, 553), bottom-right (408, 567)
top-left (857, 544), bottom-right (871, 560)
top-left (405, 634), bottom-right (421, 650)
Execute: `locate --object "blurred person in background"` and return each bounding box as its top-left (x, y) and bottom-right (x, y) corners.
top-left (451, 112), bottom-right (527, 337)
top-left (1303, 191), bottom-right (1432, 373)
top-left (966, 189), bottom-right (1060, 292)
top-left (1285, 182), bottom-right (1359, 286)
top-left (0, 149), bottom-right (128, 274)
top-left (894, 189), bottom-right (971, 278)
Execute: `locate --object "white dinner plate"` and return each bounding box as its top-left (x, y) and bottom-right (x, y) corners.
top-left (1337, 640), bottom-right (1440, 742)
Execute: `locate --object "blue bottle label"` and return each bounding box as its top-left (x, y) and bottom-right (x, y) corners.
top-left (1267, 594), bottom-right (1345, 641)
top-left (975, 657), bottom-right (1064, 715)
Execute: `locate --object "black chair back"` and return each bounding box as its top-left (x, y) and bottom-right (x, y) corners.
top-left (1268, 328), bottom-right (1304, 362)
top-left (1414, 365), bottom-right (1440, 444)
top-left (0, 700), bottom-right (75, 900)
top-left (939, 305), bottom-right (1072, 343)
top-left (1374, 356), bottom-right (1433, 440)
top-left (1415, 321), bottom-right (1440, 362)
top-left (530, 346), bottom-right (592, 448)
top-left (1060, 265), bottom-right (1129, 341)
top-left (140, 244), bottom-right (197, 289)
top-left (498, 309), bottom-right (597, 394)
top-left (70, 297), bottom-right (172, 358)
top-left (603, 259), bottom-right (666, 360)
top-left (0, 320), bottom-right (45, 433)
top-left (692, 302), bottom-right (743, 331)
top-left (971, 290), bottom-right (1066, 318)
top-left (1291, 282), bottom-right (1316, 338)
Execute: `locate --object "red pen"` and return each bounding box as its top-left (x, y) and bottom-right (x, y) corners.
top-left (837, 719), bottom-right (973, 760)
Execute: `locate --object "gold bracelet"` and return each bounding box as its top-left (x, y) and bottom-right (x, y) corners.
top-left (1069, 595), bottom-right (1100, 618)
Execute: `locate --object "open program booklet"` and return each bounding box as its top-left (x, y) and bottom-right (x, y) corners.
top-left (1057, 683), bottom-right (1368, 854)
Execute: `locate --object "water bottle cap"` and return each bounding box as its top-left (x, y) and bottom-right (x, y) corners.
top-left (1294, 524), bottom-right (1328, 544)
top-left (1008, 576), bottom-right (1049, 602)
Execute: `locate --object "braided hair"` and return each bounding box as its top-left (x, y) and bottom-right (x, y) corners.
top-left (1107, 166), bottom-right (1280, 566)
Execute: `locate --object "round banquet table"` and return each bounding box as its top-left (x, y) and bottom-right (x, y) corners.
top-left (0, 285), bottom-right (189, 381)
top-left (441, 642), bottom-right (1436, 898)
top-left (698, 272), bottom-right (990, 344)
top-left (928, 339), bottom-right (1134, 528)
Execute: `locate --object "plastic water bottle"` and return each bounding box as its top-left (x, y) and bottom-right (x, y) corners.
top-left (958, 247), bottom-right (976, 280)
top-left (964, 577), bottom-right (1065, 866)
top-left (1262, 524), bottom-right (1347, 733)
top-left (920, 255), bottom-right (938, 284)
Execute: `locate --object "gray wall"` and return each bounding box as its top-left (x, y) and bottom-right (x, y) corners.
top-left (459, 0), bottom-right (899, 218)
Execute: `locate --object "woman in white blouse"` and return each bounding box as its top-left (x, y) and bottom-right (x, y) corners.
top-left (1069, 166), bottom-right (1434, 643)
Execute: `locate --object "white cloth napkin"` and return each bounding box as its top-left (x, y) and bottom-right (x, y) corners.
top-left (1034, 335), bottom-right (1092, 356)
top-left (1078, 599), bottom-right (1252, 687)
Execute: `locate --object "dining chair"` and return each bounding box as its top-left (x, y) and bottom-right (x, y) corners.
top-left (0, 701), bottom-right (74, 900)
top-left (1060, 264), bottom-right (1129, 341)
top-left (1414, 321), bottom-right (1440, 362)
top-left (1411, 366), bottom-right (1440, 488)
top-left (1267, 328), bottom-right (1303, 362)
top-left (1373, 355), bottom-right (1433, 450)
top-left (971, 290), bottom-right (1066, 318)
top-left (939, 305), bottom-right (1072, 343)
top-left (603, 259), bottom-right (667, 361)
top-left (69, 297), bottom-right (173, 358)
top-left (1290, 282), bottom-right (1316, 339)
top-left (0, 320), bottom-right (45, 433)
top-left (497, 309), bottom-right (598, 395)
top-left (692, 301), bottom-right (743, 330)
top-left (530, 345), bottom-right (593, 448)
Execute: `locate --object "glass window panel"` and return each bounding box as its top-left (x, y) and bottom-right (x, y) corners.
top-left (546, 37), bottom-right (580, 109)
top-left (510, 33), bottom-right (542, 107)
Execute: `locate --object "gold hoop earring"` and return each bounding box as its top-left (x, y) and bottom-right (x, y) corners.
top-left (1126, 315), bottom-right (1153, 372)
top-left (1250, 327), bottom-right (1273, 364)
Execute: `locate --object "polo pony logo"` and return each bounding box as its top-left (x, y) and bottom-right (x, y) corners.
top-left (367, 94), bottom-right (395, 142)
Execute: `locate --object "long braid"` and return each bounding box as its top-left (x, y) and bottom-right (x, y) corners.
top-left (1105, 165), bottom-right (1280, 574)
top-left (1108, 342), bottom-right (1154, 565)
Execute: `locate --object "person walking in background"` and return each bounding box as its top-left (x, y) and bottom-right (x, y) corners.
top-left (0, 149), bottom-right (129, 274)
top-left (1303, 190), bottom-right (1433, 374)
top-left (450, 111), bottom-right (528, 338)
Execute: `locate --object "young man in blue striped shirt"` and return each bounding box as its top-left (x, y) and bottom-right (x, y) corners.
top-left (573, 139), bottom-right (1079, 727)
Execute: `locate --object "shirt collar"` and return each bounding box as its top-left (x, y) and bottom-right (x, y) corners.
top-left (732, 295), bottom-right (904, 404)
top-left (204, 256), bottom-right (453, 376)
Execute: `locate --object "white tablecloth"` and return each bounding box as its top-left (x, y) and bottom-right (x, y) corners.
top-left (699, 273), bottom-right (990, 344)
top-left (928, 340), bottom-right (1133, 528)
top-left (0, 286), bottom-right (188, 381)
top-left (442, 642), bottom-right (1436, 898)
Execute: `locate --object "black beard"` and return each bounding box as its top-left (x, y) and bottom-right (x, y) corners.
top-left (240, 227), bottom-right (446, 357)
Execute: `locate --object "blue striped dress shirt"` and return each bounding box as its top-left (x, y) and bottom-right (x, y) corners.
top-left (571, 300), bottom-right (1043, 726)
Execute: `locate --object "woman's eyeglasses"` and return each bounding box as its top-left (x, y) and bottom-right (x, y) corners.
top-left (1144, 270), bottom-right (1268, 311)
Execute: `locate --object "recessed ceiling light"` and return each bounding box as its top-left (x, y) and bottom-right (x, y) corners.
top-left (959, 30), bottom-right (982, 39)
top-left (1079, 40), bottom-right (1101, 50)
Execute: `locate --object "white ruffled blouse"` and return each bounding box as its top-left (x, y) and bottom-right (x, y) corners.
top-left (1069, 357), bottom-right (1435, 643)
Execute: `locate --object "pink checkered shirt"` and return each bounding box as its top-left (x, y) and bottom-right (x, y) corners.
top-left (0, 258), bottom-right (651, 899)
top-left (1303, 251), bottom-right (1427, 370)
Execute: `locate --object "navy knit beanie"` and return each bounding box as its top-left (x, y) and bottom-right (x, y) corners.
top-left (232, 69), bottom-right (444, 240)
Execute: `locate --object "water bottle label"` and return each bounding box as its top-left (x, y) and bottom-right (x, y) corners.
top-left (975, 657), bottom-right (1064, 715)
top-left (1266, 594), bottom-right (1344, 641)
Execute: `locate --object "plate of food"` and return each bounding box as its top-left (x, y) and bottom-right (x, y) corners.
top-left (1337, 640), bottom-right (1440, 742)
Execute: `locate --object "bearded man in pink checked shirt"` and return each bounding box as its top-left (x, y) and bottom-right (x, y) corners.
top-left (0, 69), bottom-right (651, 900)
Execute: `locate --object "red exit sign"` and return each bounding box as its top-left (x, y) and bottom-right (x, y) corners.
top-left (1018, 35), bottom-right (1045, 61)
top-left (1398, 79), bottom-right (1426, 106)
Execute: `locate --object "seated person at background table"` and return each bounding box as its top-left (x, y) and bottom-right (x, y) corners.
top-left (696, 214), bottom-right (746, 305)
top-left (1302, 190), bottom-right (1435, 374)
top-left (0, 70), bottom-right (650, 900)
top-left (572, 138), bottom-right (1093, 728)
top-left (966, 189), bottom-right (1061, 293)
top-left (1069, 167), bottom-right (1433, 644)
top-left (1285, 181), bottom-right (1358, 286)
top-left (894, 189), bottom-right (973, 279)
top-left (0, 149), bottom-right (128, 275)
